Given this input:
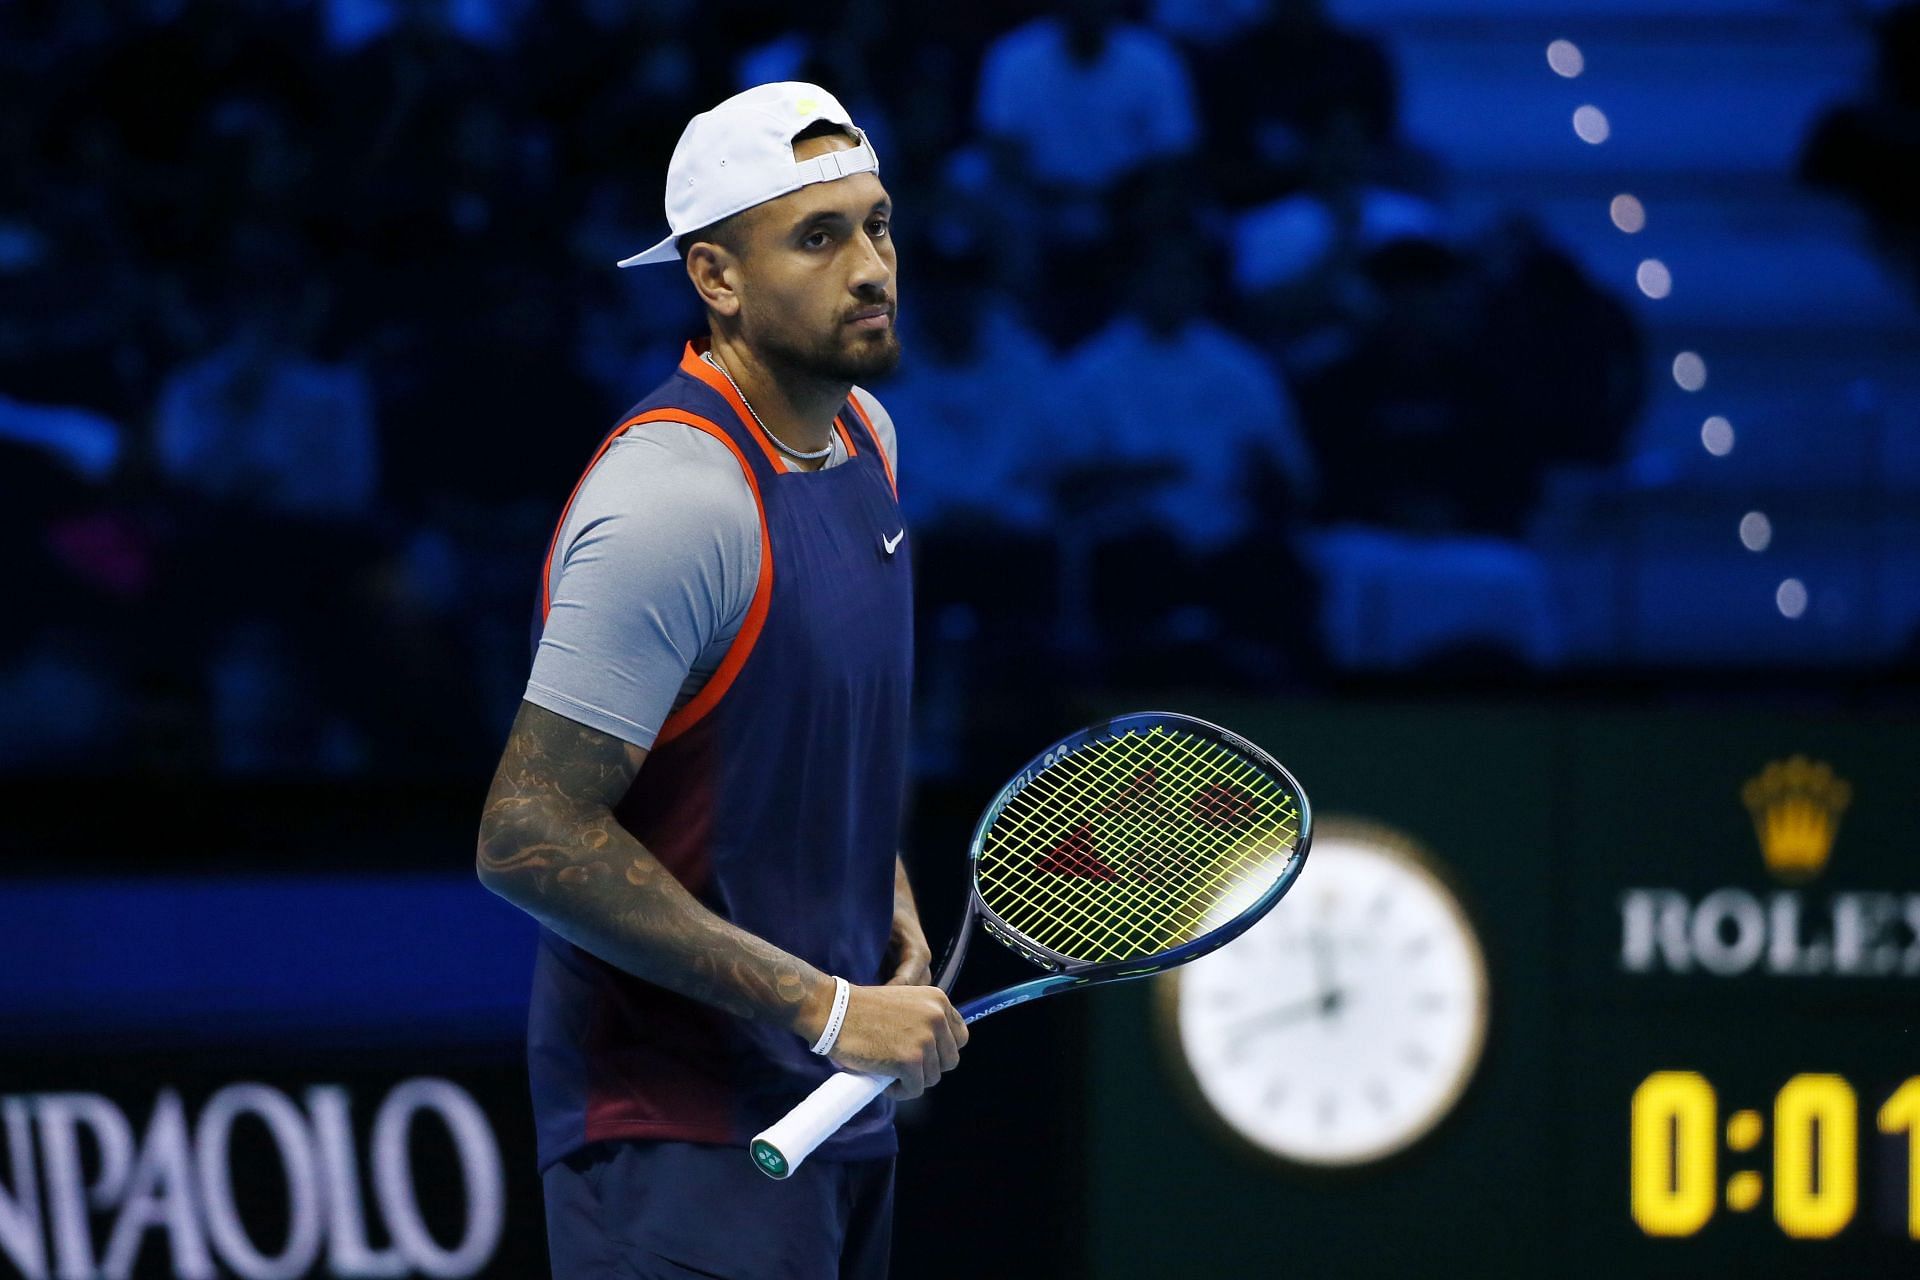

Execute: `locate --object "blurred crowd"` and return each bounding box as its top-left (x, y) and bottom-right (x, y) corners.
top-left (1801, 0), bottom-right (1920, 307)
top-left (0, 0), bottom-right (1646, 777)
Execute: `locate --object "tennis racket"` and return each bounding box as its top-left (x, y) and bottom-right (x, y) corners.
top-left (750, 711), bottom-right (1311, 1178)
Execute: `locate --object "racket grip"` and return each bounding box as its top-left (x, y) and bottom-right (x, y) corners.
top-left (749, 1069), bottom-right (892, 1180)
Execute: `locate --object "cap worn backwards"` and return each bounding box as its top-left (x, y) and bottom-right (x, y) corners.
top-left (617, 81), bottom-right (880, 268)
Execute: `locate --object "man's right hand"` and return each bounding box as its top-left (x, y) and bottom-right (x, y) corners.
top-left (823, 983), bottom-right (968, 1100)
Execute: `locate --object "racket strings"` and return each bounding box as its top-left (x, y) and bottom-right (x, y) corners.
top-left (986, 735), bottom-right (1282, 954)
top-left (976, 726), bottom-right (1301, 964)
top-left (984, 733), bottom-right (1231, 942)
top-left (1016, 738), bottom-right (1294, 956)
top-left (997, 734), bottom-right (1279, 921)
top-left (982, 733), bottom-right (1294, 960)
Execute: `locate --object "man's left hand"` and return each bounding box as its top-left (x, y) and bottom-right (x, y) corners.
top-left (885, 909), bottom-right (933, 986)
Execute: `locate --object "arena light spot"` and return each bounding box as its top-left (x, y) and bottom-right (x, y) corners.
top-left (1776, 578), bottom-right (1808, 620)
top-left (1702, 416), bottom-right (1734, 455)
top-left (1547, 40), bottom-right (1585, 78)
top-left (1611, 194), bottom-right (1646, 233)
top-left (1739, 512), bottom-right (1772, 552)
top-left (1573, 105), bottom-right (1611, 144)
top-left (1637, 259), bottom-right (1672, 298)
top-left (1673, 352), bottom-right (1708, 391)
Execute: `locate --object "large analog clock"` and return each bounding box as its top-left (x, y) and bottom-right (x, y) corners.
top-left (1157, 818), bottom-right (1489, 1167)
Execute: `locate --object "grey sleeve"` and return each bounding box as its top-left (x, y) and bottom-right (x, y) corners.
top-left (851, 386), bottom-right (899, 479)
top-left (524, 424), bottom-right (762, 750)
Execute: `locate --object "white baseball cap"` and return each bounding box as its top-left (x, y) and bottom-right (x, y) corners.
top-left (617, 81), bottom-right (880, 268)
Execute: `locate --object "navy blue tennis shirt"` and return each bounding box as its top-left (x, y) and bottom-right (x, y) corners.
top-left (521, 339), bottom-right (912, 1173)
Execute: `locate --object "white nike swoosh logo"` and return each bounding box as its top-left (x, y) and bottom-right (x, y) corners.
top-left (883, 529), bottom-right (905, 555)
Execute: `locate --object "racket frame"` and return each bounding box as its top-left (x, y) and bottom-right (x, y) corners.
top-left (748, 711), bottom-right (1310, 1178)
top-left (939, 710), bottom-right (1312, 1022)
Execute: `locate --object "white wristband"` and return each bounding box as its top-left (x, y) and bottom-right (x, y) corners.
top-left (809, 977), bottom-right (851, 1056)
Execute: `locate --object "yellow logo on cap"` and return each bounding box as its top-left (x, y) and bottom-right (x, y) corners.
top-left (796, 98), bottom-right (818, 115)
top-left (1742, 755), bottom-right (1851, 884)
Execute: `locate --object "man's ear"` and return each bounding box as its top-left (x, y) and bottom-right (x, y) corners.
top-left (685, 243), bottom-right (743, 319)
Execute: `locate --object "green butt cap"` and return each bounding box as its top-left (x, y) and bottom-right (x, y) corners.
top-left (751, 1139), bottom-right (789, 1179)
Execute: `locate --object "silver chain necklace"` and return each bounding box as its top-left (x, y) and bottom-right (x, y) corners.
top-left (702, 351), bottom-right (835, 463)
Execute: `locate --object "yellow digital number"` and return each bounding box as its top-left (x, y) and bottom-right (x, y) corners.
top-left (1631, 1071), bottom-right (1716, 1236)
top-left (1773, 1073), bottom-right (1856, 1239)
top-left (1876, 1077), bottom-right (1920, 1240)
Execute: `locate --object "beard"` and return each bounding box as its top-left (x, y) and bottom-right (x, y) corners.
top-left (749, 303), bottom-right (903, 385)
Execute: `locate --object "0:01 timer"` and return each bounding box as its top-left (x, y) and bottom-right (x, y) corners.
top-left (1632, 1071), bottom-right (1920, 1239)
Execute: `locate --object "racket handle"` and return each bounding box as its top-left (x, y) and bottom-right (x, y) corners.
top-left (749, 1070), bottom-right (892, 1180)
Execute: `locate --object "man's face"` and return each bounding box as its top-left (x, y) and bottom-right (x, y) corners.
top-left (730, 133), bottom-right (900, 383)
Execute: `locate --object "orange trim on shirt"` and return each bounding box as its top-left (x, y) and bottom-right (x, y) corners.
top-left (833, 414), bottom-right (859, 457)
top-left (538, 406), bottom-right (776, 748)
top-left (651, 415), bottom-right (775, 746)
top-left (678, 340), bottom-right (789, 472)
top-left (846, 392), bottom-right (897, 500)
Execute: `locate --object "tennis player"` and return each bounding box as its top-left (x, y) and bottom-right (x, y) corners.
top-left (475, 82), bottom-right (963, 1279)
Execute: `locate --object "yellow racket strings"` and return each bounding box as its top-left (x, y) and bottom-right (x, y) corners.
top-left (975, 726), bottom-right (1301, 964)
top-left (979, 729), bottom-right (1296, 961)
top-left (997, 735), bottom-right (1294, 958)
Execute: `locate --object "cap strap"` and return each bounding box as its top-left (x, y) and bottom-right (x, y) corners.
top-left (792, 137), bottom-right (878, 187)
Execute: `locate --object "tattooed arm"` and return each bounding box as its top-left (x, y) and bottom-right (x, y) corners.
top-left (475, 700), bottom-right (966, 1096)
top-left (476, 700), bottom-right (828, 1031)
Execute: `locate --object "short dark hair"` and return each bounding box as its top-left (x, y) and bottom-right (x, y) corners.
top-left (673, 120), bottom-right (862, 261)
top-left (675, 211), bottom-right (745, 262)
top-left (791, 119), bottom-right (858, 148)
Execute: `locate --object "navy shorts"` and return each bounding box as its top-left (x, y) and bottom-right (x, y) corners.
top-left (542, 1140), bottom-right (895, 1280)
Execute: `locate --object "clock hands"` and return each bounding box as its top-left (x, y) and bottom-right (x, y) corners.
top-left (1224, 989), bottom-right (1350, 1056)
top-left (1309, 929), bottom-right (1338, 993)
top-left (1224, 934), bottom-right (1353, 1059)
top-left (1167, 837), bottom-right (1489, 1169)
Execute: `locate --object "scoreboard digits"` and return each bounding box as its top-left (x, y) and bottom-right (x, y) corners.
top-left (1631, 1070), bottom-right (1920, 1240)
top-left (1630, 1072), bottom-right (1719, 1236)
top-left (1880, 1080), bottom-right (1920, 1239)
